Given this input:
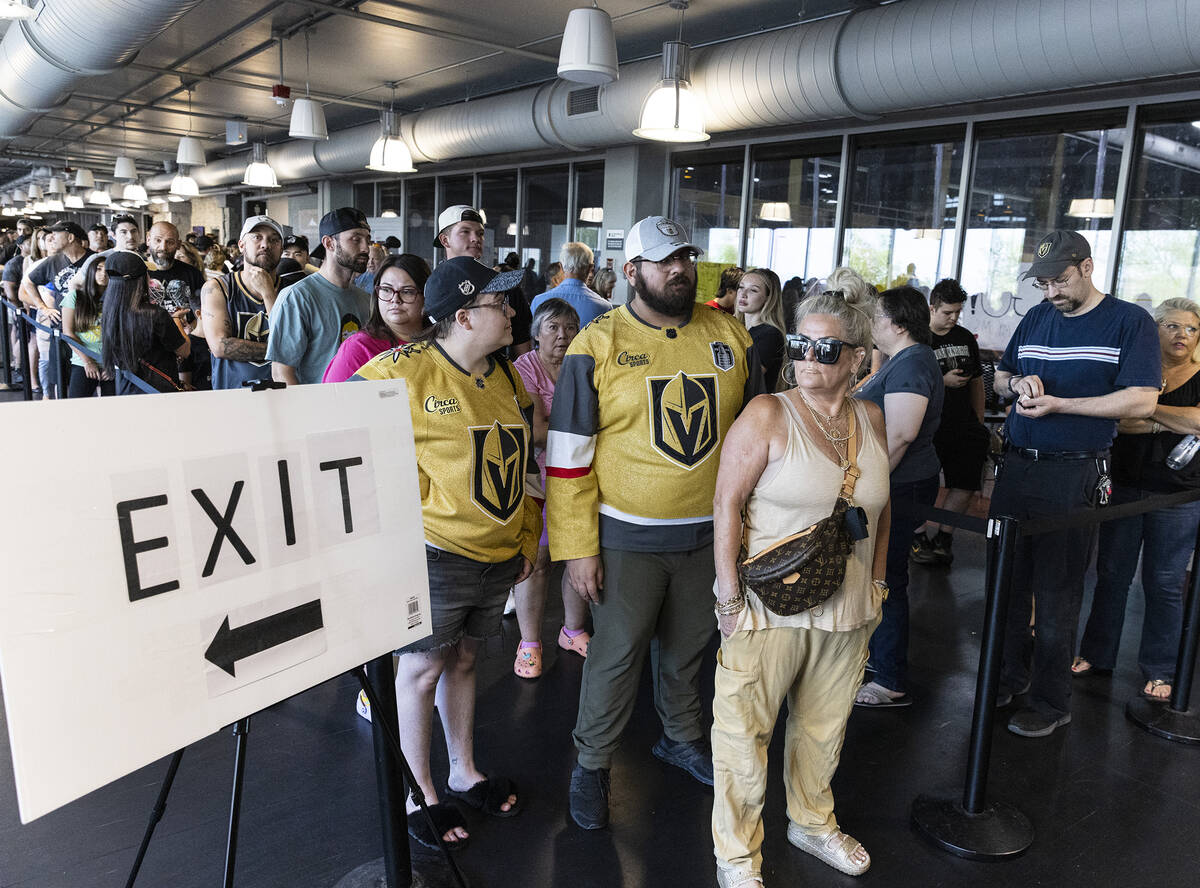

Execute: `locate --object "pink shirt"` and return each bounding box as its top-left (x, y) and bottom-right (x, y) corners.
top-left (514, 350), bottom-right (556, 479)
top-left (323, 330), bottom-right (400, 383)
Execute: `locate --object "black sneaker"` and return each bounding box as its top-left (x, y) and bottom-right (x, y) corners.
top-left (569, 764), bottom-right (610, 829)
top-left (910, 533), bottom-right (939, 565)
top-left (651, 735), bottom-right (714, 786)
top-left (1007, 707), bottom-right (1071, 738)
top-left (930, 531), bottom-right (954, 565)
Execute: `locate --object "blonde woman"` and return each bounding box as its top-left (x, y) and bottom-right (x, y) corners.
top-left (736, 267), bottom-right (787, 390)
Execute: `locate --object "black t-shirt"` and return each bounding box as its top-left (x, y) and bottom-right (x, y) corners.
top-left (28, 249), bottom-right (94, 299)
top-left (930, 324), bottom-right (982, 428)
top-left (1112, 367), bottom-right (1200, 492)
top-left (2, 252), bottom-right (23, 286)
top-left (136, 307), bottom-right (188, 391)
top-left (748, 323), bottom-right (785, 391)
top-left (148, 261), bottom-right (205, 314)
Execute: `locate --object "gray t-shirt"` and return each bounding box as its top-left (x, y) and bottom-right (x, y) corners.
top-left (265, 271), bottom-right (371, 385)
top-left (855, 343), bottom-right (944, 484)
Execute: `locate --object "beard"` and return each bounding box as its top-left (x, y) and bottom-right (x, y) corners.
top-left (151, 248), bottom-right (174, 267)
top-left (631, 267), bottom-right (695, 317)
top-left (335, 242), bottom-right (368, 274)
top-left (245, 249), bottom-right (279, 271)
top-left (1050, 293), bottom-right (1084, 314)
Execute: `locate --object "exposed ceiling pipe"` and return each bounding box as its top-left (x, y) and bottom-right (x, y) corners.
top-left (0, 0), bottom-right (208, 138)
top-left (137, 0), bottom-right (1200, 191)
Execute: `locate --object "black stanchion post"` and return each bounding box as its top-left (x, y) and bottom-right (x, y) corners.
top-left (48, 328), bottom-right (61, 400)
top-left (223, 717), bottom-right (251, 888)
top-left (912, 515), bottom-right (1034, 858)
top-left (1, 300), bottom-right (13, 388)
top-left (16, 312), bottom-right (32, 400)
top-left (1126, 512), bottom-right (1200, 744)
top-left (366, 654), bottom-right (412, 888)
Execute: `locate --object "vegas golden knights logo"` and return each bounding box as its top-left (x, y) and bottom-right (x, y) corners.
top-left (647, 371), bottom-right (719, 469)
top-left (470, 421), bottom-right (527, 523)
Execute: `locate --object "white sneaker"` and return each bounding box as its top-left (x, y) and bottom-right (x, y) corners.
top-left (503, 589), bottom-right (517, 616)
top-left (356, 689), bottom-right (371, 723)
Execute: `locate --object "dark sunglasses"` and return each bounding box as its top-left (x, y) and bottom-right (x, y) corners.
top-left (785, 333), bottom-right (857, 364)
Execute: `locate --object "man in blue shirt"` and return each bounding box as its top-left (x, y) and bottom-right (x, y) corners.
top-left (992, 230), bottom-right (1160, 738)
top-left (530, 242), bottom-right (611, 328)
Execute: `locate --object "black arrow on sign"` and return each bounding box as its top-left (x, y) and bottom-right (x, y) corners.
top-left (205, 600), bottom-right (324, 677)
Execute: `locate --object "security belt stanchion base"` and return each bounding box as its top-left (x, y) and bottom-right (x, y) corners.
top-left (911, 795), bottom-right (1034, 861)
top-left (1125, 698), bottom-right (1200, 745)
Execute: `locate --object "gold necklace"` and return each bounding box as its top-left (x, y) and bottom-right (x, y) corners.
top-left (796, 391), bottom-right (852, 467)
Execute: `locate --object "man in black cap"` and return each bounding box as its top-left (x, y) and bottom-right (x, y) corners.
top-left (281, 234), bottom-right (320, 276)
top-left (267, 207), bottom-right (372, 385)
top-left (991, 229), bottom-right (1161, 738)
top-left (88, 223), bottom-right (109, 253)
top-left (19, 220), bottom-right (93, 397)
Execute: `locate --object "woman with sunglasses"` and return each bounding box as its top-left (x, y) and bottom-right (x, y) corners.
top-left (1074, 297), bottom-right (1200, 702)
top-left (323, 254), bottom-right (430, 383)
top-left (852, 286), bottom-right (944, 708)
top-left (712, 289), bottom-right (890, 885)
top-left (735, 267), bottom-right (787, 391)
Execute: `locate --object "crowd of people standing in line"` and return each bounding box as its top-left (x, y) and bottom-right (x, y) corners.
top-left (3, 205), bottom-right (1198, 887)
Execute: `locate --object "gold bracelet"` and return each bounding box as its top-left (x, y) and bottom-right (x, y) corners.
top-left (715, 593), bottom-right (746, 616)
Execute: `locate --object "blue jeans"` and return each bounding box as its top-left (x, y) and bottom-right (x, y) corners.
top-left (1079, 487), bottom-right (1200, 682)
top-left (869, 474), bottom-right (939, 693)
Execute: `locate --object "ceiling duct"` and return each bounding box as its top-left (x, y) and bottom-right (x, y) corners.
top-left (145, 0), bottom-right (1200, 190)
top-left (0, 0), bottom-right (207, 137)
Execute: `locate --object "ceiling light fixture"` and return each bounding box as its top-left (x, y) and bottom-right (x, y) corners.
top-left (176, 87), bottom-right (207, 167)
top-left (0, 0), bottom-right (37, 21)
top-left (47, 176), bottom-right (64, 195)
top-left (558, 4), bottom-right (619, 85)
top-left (367, 110), bottom-right (416, 173)
top-left (242, 141), bottom-right (280, 188)
top-left (578, 207), bottom-right (604, 223)
top-left (27, 183), bottom-right (43, 201)
top-left (88, 187), bottom-right (112, 206)
top-left (632, 2), bottom-right (709, 143)
top-left (46, 197), bottom-right (65, 213)
top-left (1067, 198), bottom-right (1115, 219)
top-left (289, 31), bottom-right (328, 140)
top-left (170, 173), bottom-right (199, 198)
top-left (759, 202), bottom-right (791, 223)
top-left (74, 168), bottom-right (95, 189)
top-left (64, 192), bottom-right (85, 209)
top-left (123, 181), bottom-right (149, 203)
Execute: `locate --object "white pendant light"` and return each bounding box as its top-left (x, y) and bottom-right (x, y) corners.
top-left (0, 1), bottom-right (37, 21)
top-left (558, 5), bottom-right (619, 85)
top-left (759, 202), bottom-right (792, 223)
top-left (242, 141), bottom-right (279, 188)
top-left (633, 41), bottom-right (709, 143)
top-left (74, 168), bottom-right (95, 189)
top-left (64, 192), bottom-right (85, 209)
top-left (123, 181), bottom-right (148, 203)
top-left (579, 207), bottom-right (604, 223)
top-left (113, 155), bottom-right (137, 180)
top-left (381, 209), bottom-right (398, 218)
top-left (366, 109), bottom-right (416, 173)
top-left (88, 187), bottom-right (112, 206)
top-left (1067, 198), bottom-right (1115, 219)
top-left (47, 176), bottom-right (65, 194)
top-left (27, 183), bottom-right (43, 201)
top-left (176, 136), bottom-right (206, 167)
top-left (288, 34), bottom-right (328, 139)
top-left (168, 194), bottom-right (187, 203)
top-left (46, 197), bottom-right (65, 212)
top-left (170, 173), bottom-right (199, 198)
top-left (12, 189), bottom-right (24, 204)
top-left (33, 200), bottom-right (49, 213)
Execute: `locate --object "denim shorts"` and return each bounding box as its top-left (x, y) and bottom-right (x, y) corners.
top-left (398, 545), bottom-right (522, 654)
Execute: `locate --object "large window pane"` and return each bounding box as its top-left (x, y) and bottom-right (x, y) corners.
top-left (747, 140), bottom-right (841, 283)
top-left (353, 183), bottom-right (376, 216)
top-left (1117, 111), bottom-right (1200, 307)
top-left (521, 166), bottom-right (569, 279)
top-left (672, 150), bottom-right (743, 266)
top-left (405, 178), bottom-right (435, 264)
top-left (574, 162), bottom-right (606, 258)
top-left (439, 175), bottom-right (474, 214)
top-left (379, 182), bottom-right (401, 218)
top-left (960, 115), bottom-right (1124, 349)
top-left (843, 130), bottom-right (963, 292)
top-left (480, 171), bottom-right (517, 267)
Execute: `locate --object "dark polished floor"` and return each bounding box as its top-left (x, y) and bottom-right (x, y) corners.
top-left (3, 528), bottom-right (1199, 887)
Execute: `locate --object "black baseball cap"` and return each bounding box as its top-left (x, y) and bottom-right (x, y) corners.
top-left (319, 207), bottom-right (370, 239)
top-left (283, 234), bottom-right (309, 251)
top-left (47, 220), bottom-right (88, 241)
top-left (105, 250), bottom-right (148, 280)
top-left (111, 213), bottom-right (138, 228)
top-left (1021, 230), bottom-right (1092, 280)
top-left (89, 222), bottom-right (108, 233)
top-left (424, 256), bottom-right (526, 323)
top-left (384, 235), bottom-right (402, 249)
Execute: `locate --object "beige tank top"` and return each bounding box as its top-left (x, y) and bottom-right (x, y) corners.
top-left (733, 393), bottom-right (890, 633)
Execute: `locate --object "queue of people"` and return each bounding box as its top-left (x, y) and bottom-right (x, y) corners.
top-left (5, 209), bottom-right (1198, 887)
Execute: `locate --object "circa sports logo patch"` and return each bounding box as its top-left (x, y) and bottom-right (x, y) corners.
top-left (646, 371), bottom-right (719, 470)
top-left (469, 421), bottom-right (526, 523)
top-left (710, 341), bottom-right (735, 371)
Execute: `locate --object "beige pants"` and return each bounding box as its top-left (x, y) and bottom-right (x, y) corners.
top-left (711, 618), bottom-right (874, 882)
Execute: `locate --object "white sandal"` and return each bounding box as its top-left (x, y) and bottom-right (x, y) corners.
top-left (716, 868), bottom-right (764, 888)
top-left (786, 824), bottom-right (871, 876)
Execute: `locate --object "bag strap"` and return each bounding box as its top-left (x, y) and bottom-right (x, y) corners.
top-left (839, 402), bottom-right (861, 502)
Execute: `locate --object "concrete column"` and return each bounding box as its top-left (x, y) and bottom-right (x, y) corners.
top-left (600, 143), bottom-right (670, 304)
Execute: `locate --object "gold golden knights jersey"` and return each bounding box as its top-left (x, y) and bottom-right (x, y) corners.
top-left (546, 304), bottom-right (763, 560)
top-left (354, 341), bottom-right (542, 566)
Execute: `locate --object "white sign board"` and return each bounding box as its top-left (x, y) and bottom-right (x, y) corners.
top-left (0, 381), bottom-right (429, 823)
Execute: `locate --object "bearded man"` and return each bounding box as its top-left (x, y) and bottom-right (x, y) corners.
top-left (546, 215), bottom-right (764, 830)
top-left (267, 208), bottom-right (372, 385)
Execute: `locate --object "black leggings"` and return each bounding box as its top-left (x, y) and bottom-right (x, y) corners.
top-left (67, 364), bottom-right (115, 398)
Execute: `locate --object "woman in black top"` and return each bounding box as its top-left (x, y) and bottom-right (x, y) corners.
top-left (101, 251), bottom-right (190, 394)
top-left (1076, 297), bottom-right (1200, 701)
top-left (735, 267), bottom-right (787, 391)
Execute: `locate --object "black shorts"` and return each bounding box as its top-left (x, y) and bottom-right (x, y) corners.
top-left (934, 421), bottom-right (990, 491)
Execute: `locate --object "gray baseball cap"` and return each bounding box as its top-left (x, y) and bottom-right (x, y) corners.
top-left (625, 215), bottom-right (703, 263)
top-left (240, 214), bottom-right (284, 241)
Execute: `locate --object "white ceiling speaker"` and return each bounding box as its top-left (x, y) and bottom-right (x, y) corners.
top-left (113, 156), bottom-right (137, 180)
top-left (176, 136), bottom-right (207, 167)
top-left (558, 6), bottom-right (618, 85)
top-left (289, 97), bottom-right (328, 140)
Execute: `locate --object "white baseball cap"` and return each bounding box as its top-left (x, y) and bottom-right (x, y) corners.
top-left (240, 214), bottom-right (284, 241)
top-left (625, 216), bottom-right (703, 263)
top-left (433, 205), bottom-right (485, 248)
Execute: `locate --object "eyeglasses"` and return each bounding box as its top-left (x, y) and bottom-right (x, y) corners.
top-left (785, 333), bottom-right (857, 364)
top-left (1032, 266), bottom-right (1079, 292)
top-left (464, 294), bottom-right (510, 311)
top-left (631, 250), bottom-right (699, 270)
top-left (1161, 322), bottom-right (1200, 337)
top-left (378, 284), bottom-right (421, 304)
